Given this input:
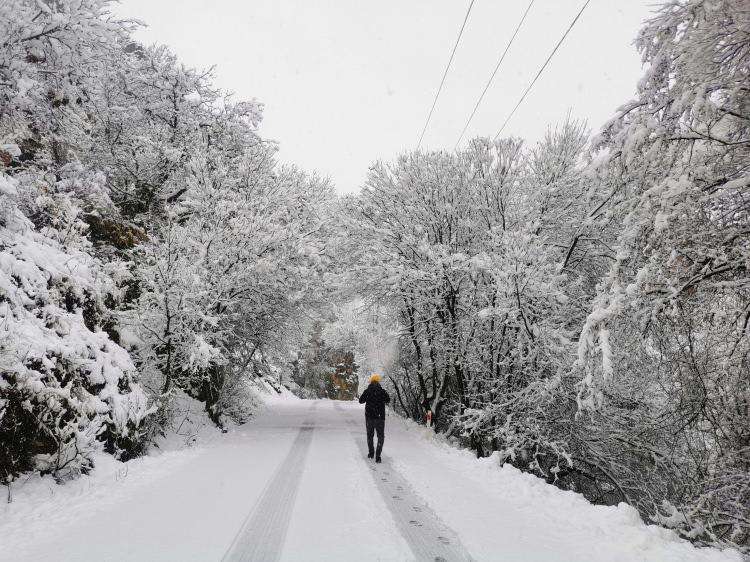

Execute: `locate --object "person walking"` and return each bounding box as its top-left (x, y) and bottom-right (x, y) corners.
top-left (358, 375), bottom-right (390, 463)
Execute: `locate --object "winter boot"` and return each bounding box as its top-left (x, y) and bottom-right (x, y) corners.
top-left (375, 455), bottom-right (382, 463)
top-left (368, 451), bottom-right (374, 459)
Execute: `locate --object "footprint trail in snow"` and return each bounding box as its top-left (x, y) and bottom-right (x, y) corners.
top-left (334, 401), bottom-right (474, 562)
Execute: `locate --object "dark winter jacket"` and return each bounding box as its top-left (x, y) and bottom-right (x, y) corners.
top-left (359, 382), bottom-right (390, 420)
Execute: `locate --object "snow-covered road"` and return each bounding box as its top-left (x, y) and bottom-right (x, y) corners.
top-left (222, 400), bottom-right (469, 562)
top-left (2, 399), bottom-right (742, 562)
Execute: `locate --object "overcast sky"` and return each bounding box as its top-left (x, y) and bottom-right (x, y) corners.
top-left (114, 0), bottom-right (657, 194)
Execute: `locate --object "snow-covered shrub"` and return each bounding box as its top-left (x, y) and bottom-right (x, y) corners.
top-left (0, 174), bottom-right (149, 482)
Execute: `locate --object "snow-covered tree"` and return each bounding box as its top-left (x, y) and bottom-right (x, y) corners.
top-left (576, 0), bottom-right (750, 547)
top-left (343, 126), bottom-right (590, 453)
top-left (1, 0), bottom-right (335, 478)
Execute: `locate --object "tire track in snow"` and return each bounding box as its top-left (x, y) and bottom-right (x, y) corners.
top-left (222, 406), bottom-right (317, 562)
top-left (335, 402), bottom-right (473, 562)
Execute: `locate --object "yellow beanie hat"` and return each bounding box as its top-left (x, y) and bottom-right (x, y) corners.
top-left (370, 375), bottom-right (381, 383)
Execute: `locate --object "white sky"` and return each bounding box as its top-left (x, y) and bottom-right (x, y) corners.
top-left (113, 0), bottom-right (656, 194)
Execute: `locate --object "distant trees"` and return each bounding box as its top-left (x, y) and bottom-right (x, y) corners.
top-left (343, 0), bottom-right (749, 551)
top-left (290, 322), bottom-right (359, 400)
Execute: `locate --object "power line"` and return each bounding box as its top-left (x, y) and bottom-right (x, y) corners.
top-left (417, 0), bottom-right (476, 149)
top-left (454, 0), bottom-right (535, 150)
top-left (493, 0), bottom-right (591, 141)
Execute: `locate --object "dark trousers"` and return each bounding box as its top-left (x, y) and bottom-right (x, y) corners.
top-left (366, 417), bottom-right (385, 457)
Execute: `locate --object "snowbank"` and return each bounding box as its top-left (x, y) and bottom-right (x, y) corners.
top-left (0, 448), bottom-right (201, 559)
top-left (386, 413), bottom-right (743, 562)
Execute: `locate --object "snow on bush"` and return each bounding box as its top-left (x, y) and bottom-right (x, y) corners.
top-left (0, 174), bottom-right (149, 482)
